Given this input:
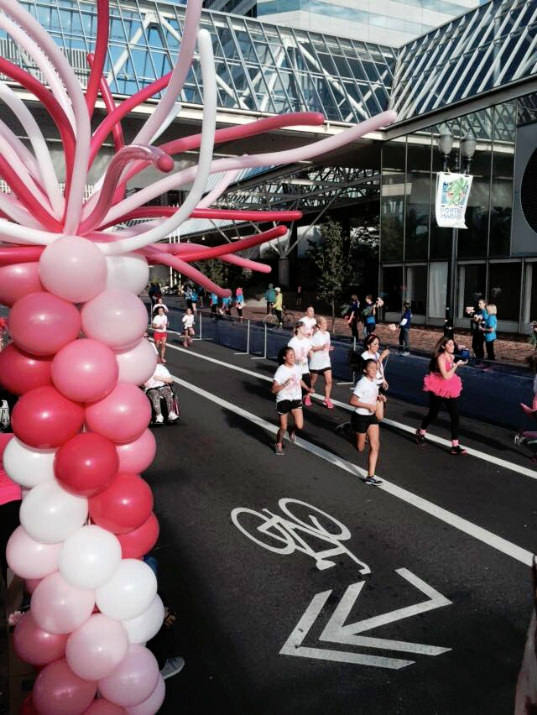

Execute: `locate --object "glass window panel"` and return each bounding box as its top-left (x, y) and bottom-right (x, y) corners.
top-left (406, 265), bottom-right (427, 315)
top-left (458, 145), bottom-right (491, 259)
top-left (460, 264), bottom-right (486, 317)
top-left (381, 266), bottom-right (403, 313)
top-left (381, 140), bottom-right (405, 262)
top-left (405, 140), bottom-right (431, 260)
top-left (488, 262), bottom-right (521, 321)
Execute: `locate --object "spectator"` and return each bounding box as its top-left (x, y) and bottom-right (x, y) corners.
top-left (210, 292), bottom-right (219, 318)
top-left (184, 285), bottom-right (193, 311)
top-left (299, 306), bottom-right (317, 337)
top-left (361, 295), bottom-right (377, 336)
top-left (144, 364), bottom-right (179, 424)
top-left (265, 284), bottom-right (276, 315)
top-left (273, 287), bottom-right (284, 327)
top-left (399, 301), bottom-right (412, 355)
top-left (480, 303), bottom-right (497, 361)
top-left (467, 298), bottom-right (487, 359)
top-left (345, 295), bottom-right (361, 341)
top-left (235, 288), bottom-right (244, 321)
top-left (190, 287), bottom-right (198, 315)
top-left (295, 284), bottom-right (303, 309)
top-left (221, 293), bottom-right (232, 316)
top-left (148, 282), bottom-right (160, 307)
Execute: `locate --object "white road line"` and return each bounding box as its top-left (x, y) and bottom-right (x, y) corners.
top-left (171, 373), bottom-right (534, 568)
top-left (166, 342), bottom-right (537, 481)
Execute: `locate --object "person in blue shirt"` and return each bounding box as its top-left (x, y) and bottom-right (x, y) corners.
top-left (190, 287), bottom-right (198, 314)
top-left (221, 294), bottom-right (232, 316)
top-left (399, 301), bottom-right (412, 355)
top-left (210, 292), bottom-right (219, 318)
top-left (480, 303), bottom-right (497, 360)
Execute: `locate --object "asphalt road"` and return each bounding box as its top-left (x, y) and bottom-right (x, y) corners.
top-left (147, 335), bottom-right (536, 715)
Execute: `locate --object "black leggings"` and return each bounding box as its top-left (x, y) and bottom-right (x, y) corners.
top-left (421, 393), bottom-right (460, 440)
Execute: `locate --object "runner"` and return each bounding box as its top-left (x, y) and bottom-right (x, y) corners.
top-left (309, 317), bottom-right (334, 409)
top-left (415, 336), bottom-right (468, 454)
top-left (152, 306), bottom-right (169, 363)
top-left (349, 359), bottom-right (385, 486)
top-left (152, 296), bottom-right (169, 315)
top-left (182, 308), bottom-right (195, 347)
top-left (299, 306), bottom-right (317, 337)
top-left (271, 346), bottom-right (313, 455)
top-left (288, 322), bottom-right (313, 406)
top-left (361, 334), bottom-right (389, 420)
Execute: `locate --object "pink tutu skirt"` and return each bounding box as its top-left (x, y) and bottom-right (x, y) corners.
top-left (423, 372), bottom-right (462, 399)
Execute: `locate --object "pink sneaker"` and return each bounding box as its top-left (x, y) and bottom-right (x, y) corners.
top-left (303, 394), bottom-right (312, 407)
top-left (323, 398), bottom-right (334, 409)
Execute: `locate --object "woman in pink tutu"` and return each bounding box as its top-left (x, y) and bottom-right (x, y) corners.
top-left (415, 337), bottom-right (468, 455)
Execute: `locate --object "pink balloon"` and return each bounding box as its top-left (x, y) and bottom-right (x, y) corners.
top-left (13, 611), bottom-right (68, 665)
top-left (0, 343), bottom-right (52, 395)
top-left (83, 700), bottom-right (126, 714)
top-left (31, 571), bottom-right (95, 635)
top-left (116, 339), bottom-right (157, 385)
top-left (81, 289), bottom-right (148, 350)
top-left (32, 658), bottom-right (97, 715)
top-left (116, 430), bottom-right (156, 474)
top-left (0, 262), bottom-right (43, 307)
top-left (66, 614), bottom-right (129, 681)
top-left (39, 236), bottom-right (107, 303)
top-left (11, 385), bottom-right (85, 449)
top-left (124, 675), bottom-right (165, 715)
top-left (8, 292), bottom-right (81, 356)
top-left (51, 339), bottom-right (119, 402)
top-left (6, 526), bottom-right (62, 580)
top-left (85, 384), bottom-right (151, 444)
top-left (98, 644), bottom-right (159, 708)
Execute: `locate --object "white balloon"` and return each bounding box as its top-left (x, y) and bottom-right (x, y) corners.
top-left (96, 560), bottom-right (157, 621)
top-left (106, 254), bottom-right (150, 295)
top-left (59, 525), bottom-right (122, 590)
top-left (6, 526), bottom-right (62, 580)
top-left (121, 594), bottom-right (165, 644)
top-left (3, 436), bottom-right (56, 488)
top-left (81, 289), bottom-right (148, 350)
top-left (116, 339), bottom-right (158, 385)
top-left (20, 479), bottom-right (88, 544)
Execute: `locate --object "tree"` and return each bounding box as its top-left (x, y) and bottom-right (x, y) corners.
top-left (307, 219), bottom-right (355, 330)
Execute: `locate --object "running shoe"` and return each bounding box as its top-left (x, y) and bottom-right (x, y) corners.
top-left (514, 432), bottom-right (526, 447)
top-left (450, 445), bottom-right (467, 455)
top-left (415, 430), bottom-right (426, 446)
top-left (161, 358), bottom-right (167, 363)
top-left (364, 476), bottom-right (383, 486)
top-left (288, 431), bottom-right (296, 443)
top-left (274, 444), bottom-right (284, 455)
top-left (303, 395), bottom-right (312, 407)
top-left (168, 411), bottom-right (179, 422)
top-left (160, 656), bottom-right (185, 680)
top-left (323, 399), bottom-right (334, 409)
top-left (155, 414), bottom-right (164, 424)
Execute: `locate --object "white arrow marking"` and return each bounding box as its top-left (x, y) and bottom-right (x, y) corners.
top-left (280, 589), bottom-right (414, 669)
top-left (320, 568), bottom-right (452, 656)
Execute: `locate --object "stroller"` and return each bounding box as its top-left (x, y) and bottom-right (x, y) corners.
top-left (145, 383), bottom-right (180, 426)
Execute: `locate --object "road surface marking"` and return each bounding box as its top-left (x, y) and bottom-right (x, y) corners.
top-left (171, 373), bottom-right (534, 568)
top-left (280, 568), bottom-right (450, 668)
top-left (166, 343), bottom-right (537, 482)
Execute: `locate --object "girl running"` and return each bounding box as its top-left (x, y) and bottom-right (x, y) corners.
top-left (288, 322), bottom-right (313, 406)
top-left (309, 317), bottom-right (334, 409)
top-left (182, 308), bottom-right (195, 347)
top-left (361, 334), bottom-right (389, 420)
top-left (152, 306), bottom-right (168, 363)
top-left (350, 359), bottom-right (385, 486)
top-left (272, 346), bottom-right (313, 455)
top-left (415, 337), bottom-right (467, 454)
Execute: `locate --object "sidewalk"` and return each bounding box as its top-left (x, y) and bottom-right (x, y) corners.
top-left (241, 301), bottom-right (533, 366)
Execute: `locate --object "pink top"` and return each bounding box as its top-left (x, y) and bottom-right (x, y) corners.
top-left (423, 355), bottom-right (462, 399)
top-left (0, 433), bottom-right (21, 506)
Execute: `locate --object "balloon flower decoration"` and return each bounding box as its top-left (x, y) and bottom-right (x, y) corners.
top-left (0, 0), bottom-right (396, 712)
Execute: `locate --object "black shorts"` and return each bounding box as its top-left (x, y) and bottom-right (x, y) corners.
top-left (310, 366), bottom-right (331, 375)
top-left (351, 412), bottom-right (378, 434)
top-left (277, 399), bottom-right (302, 415)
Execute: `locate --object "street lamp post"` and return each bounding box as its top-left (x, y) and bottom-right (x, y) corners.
top-left (437, 131), bottom-right (477, 338)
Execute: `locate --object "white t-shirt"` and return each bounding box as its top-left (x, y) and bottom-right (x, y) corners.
top-left (352, 376), bottom-right (378, 415)
top-left (309, 331), bottom-right (331, 371)
top-left (288, 336), bottom-right (312, 375)
top-left (145, 363), bottom-right (171, 390)
top-left (361, 350), bottom-right (384, 386)
top-left (152, 314), bottom-right (168, 332)
top-left (273, 364), bottom-right (302, 402)
top-left (299, 316), bottom-right (317, 336)
top-left (182, 314), bottom-right (195, 329)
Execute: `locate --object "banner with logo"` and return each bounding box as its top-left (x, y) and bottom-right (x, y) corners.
top-left (435, 172), bottom-right (473, 229)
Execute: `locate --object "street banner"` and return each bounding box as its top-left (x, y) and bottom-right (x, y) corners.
top-left (435, 172), bottom-right (473, 229)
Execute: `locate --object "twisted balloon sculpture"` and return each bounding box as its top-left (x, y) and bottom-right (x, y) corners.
top-left (0, 0), bottom-right (396, 712)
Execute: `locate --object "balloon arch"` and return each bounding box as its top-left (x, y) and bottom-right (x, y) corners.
top-left (0, 0), bottom-right (395, 711)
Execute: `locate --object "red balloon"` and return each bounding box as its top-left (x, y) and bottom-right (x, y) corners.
top-left (0, 343), bottom-right (52, 395)
top-left (11, 386), bottom-right (85, 449)
top-left (32, 658), bottom-right (97, 715)
top-left (19, 695), bottom-right (39, 715)
top-left (0, 262), bottom-right (43, 307)
top-left (54, 432), bottom-right (119, 497)
top-left (89, 473), bottom-right (153, 534)
top-left (117, 513), bottom-right (160, 559)
top-left (13, 612), bottom-right (68, 666)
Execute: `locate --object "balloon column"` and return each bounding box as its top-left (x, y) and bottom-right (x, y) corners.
top-left (0, 0), bottom-right (396, 712)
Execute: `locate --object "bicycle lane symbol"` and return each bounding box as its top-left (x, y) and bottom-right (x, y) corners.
top-left (230, 498), bottom-right (370, 575)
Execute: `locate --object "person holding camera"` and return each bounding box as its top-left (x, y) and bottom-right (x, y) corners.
top-left (415, 337), bottom-right (467, 455)
top-left (362, 295), bottom-right (378, 336)
top-left (466, 298), bottom-right (487, 359)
